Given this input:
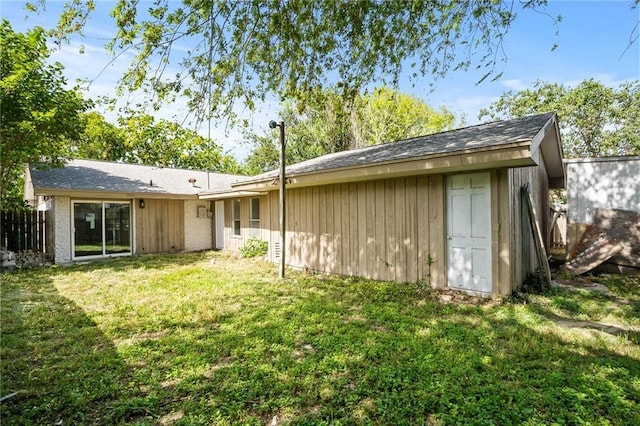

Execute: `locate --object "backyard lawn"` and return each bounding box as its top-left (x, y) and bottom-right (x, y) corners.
top-left (1, 251), bottom-right (639, 425)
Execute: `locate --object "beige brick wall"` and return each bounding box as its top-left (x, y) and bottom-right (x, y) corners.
top-left (53, 196), bottom-right (72, 264)
top-left (184, 200), bottom-right (213, 252)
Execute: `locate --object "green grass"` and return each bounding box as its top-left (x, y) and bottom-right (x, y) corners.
top-left (1, 252), bottom-right (639, 425)
top-left (74, 244), bottom-right (132, 256)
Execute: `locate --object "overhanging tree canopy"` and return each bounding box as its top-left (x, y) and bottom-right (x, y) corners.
top-left (46, 0), bottom-right (565, 121)
top-left (242, 86), bottom-right (456, 175)
top-left (0, 19), bottom-right (89, 210)
top-left (74, 111), bottom-right (242, 173)
top-left (479, 79), bottom-right (640, 157)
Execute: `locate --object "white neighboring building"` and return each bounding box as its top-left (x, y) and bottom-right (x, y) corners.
top-left (565, 156), bottom-right (640, 255)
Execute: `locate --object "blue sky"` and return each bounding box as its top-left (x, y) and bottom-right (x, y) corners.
top-left (2, 0), bottom-right (639, 160)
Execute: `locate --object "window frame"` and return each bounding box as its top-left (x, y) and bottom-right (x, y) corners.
top-left (232, 199), bottom-right (241, 237)
top-left (72, 200), bottom-right (132, 260)
top-left (249, 198), bottom-right (260, 229)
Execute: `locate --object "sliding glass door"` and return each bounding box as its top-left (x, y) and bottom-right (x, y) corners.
top-left (73, 202), bottom-right (103, 257)
top-left (105, 203), bottom-right (131, 255)
top-left (73, 201), bottom-right (131, 259)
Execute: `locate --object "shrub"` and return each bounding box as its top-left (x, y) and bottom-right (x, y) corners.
top-left (239, 237), bottom-right (268, 258)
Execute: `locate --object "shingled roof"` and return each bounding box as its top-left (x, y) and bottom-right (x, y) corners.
top-left (27, 113), bottom-right (562, 200)
top-left (242, 112), bottom-right (557, 183)
top-left (28, 159), bottom-right (248, 197)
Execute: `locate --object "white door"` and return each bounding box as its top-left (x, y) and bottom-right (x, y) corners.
top-left (215, 200), bottom-right (225, 249)
top-left (446, 173), bottom-right (492, 293)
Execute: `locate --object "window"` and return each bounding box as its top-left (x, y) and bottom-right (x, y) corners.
top-left (232, 199), bottom-right (241, 236)
top-left (73, 201), bottom-right (131, 258)
top-left (249, 198), bottom-right (260, 228)
top-left (248, 198), bottom-right (260, 238)
top-left (73, 202), bottom-right (103, 257)
top-left (104, 203), bottom-right (132, 255)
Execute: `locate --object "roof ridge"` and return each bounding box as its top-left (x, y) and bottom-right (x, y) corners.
top-left (387, 111), bottom-right (556, 145)
top-left (66, 158), bottom-right (247, 177)
top-left (243, 112), bottom-right (557, 183)
top-left (277, 112), bottom-right (556, 165)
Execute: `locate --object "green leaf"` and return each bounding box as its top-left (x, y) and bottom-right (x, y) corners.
top-left (45, 0), bottom-right (555, 122)
top-left (1, 20), bottom-right (90, 210)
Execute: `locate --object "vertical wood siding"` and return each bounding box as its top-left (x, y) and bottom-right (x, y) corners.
top-left (427, 176), bottom-right (445, 287)
top-left (265, 176), bottom-right (446, 285)
top-left (507, 165), bottom-right (549, 290)
top-left (224, 166), bottom-right (550, 296)
top-left (494, 169), bottom-right (511, 296)
top-left (222, 196), bottom-right (272, 253)
top-left (135, 199), bottom-right (185, 254)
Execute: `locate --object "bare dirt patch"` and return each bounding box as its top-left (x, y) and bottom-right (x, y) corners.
top-left (553, 278), bottom-right (611, 295)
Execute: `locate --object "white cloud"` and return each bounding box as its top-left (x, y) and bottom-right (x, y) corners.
top-left (501, 79), bottom-right (528, 91)
top-left (561, 73), bottom-right (637, 89)
top-left (441, 95), bottom-right (499, 124)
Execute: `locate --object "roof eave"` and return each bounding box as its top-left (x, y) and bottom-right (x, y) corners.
top-left (31, 187), bottom-right (200, 200)
top-left (198, 190), bottom-right (268, 200)
top-left (232, 142), bottom-right (535, 191)
top-left (530, 113), bottom-right (565, 189)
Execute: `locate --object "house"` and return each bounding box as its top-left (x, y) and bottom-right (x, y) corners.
top-left (26, 112), bottom-right (564, 297)
top-left (24, 160), bottom-right (247, 263)
top-left (202, 112), bottom-right (564, 297)
top-left (564, 156), bottom-right (640, 271)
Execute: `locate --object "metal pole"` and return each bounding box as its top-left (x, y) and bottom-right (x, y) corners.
top-left (278, 121), bottom-right (286, 279)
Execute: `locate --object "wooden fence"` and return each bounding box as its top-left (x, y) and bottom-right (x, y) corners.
top-left (1, 210), bottom-right (46, 252)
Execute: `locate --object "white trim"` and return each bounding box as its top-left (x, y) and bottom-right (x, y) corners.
top-left (231, 199), bottom-right (241, 237)
top-left (248, 197), bottom-right (261, 238)
top-left (215, 200), bottom-right (225, 249)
